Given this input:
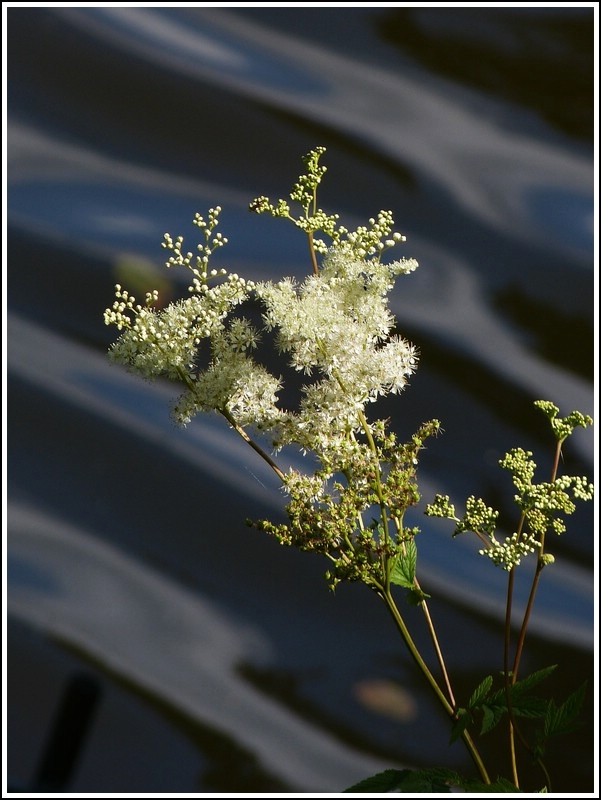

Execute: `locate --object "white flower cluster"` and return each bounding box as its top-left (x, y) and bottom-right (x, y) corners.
top-left (480, 530), bottom-right (541, 571)
top-left (175, 351), bottom-right (282, 427)
top-left (256, 245), bottom-right (418, 452)
top-left (105, 273), bottom-right (254, 387)
top-left (283, 469), bottom-right (326, 503)
top-left (105, 206), bottom-right (419, 456)
top-left (103, 148), bottom-right (594, 604)
top-left (163, 206), bottom-right (229, 293)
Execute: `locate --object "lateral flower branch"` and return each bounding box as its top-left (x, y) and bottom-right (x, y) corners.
top-left (104, 148), bottom-right (593, 793)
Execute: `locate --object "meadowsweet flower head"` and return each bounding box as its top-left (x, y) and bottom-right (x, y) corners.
top-left (428, 402), bottom-right (594, 572)
top-left (480, 530), bottom-right (541, 570)
top-left (104, 147), bottom-right (433, 584)
top-left (425, 494), bottom-right (457, 521)
top-left (174, 349), bottom-right (282, 428)
top-left (534, 400), bottom-right (593, 442)
top-left (106, 273), bottom-right (255, 386)
top-left (255, 243), bottom-right (417, 451)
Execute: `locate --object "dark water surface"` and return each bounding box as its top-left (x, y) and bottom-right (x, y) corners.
top-left (7, 6), bottom-right (595, 794)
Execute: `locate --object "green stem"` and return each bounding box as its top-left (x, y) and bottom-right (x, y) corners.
top-left (550, 439), bottom-right (563, 484)
top-left (357, 408), bottom-right (392, 556)
top-left (418, 592), bottom-right (456, 708)
top-left (503, 513), bottom-right (526, 786)
top-left (504, 567), bottom-right (520, 787)
top-left (307, 185), bottom-right (319, 276)
top-left (505, 440), bottom-right (564, 788)
top-left (220, 407), bottom-right (286, 483)
top-left (512, 439), bottom-right (562, 680)
top-left (506, 561), bottom-right (552, 790)
top-left (175, 365), bottom-right (286, 483)
top-left (511, 562), bottom-right (544, 679)
top-left (380, 587), bottom-right (491, 785)
top-left (355, 410), bottom-right (477, 773)
top-left (308, 231), bottom-right (319, 276)
top-left (392, 514), bottom-right (456, 707)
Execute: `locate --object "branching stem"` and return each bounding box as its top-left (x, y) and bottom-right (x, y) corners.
top-left (380, 587), bottom-right (490, 785)
top-left (220, 407), bottom-right (286, 483)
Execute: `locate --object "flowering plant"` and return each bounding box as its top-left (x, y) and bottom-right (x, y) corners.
top-left (104, 148), bottom-right (593, 792)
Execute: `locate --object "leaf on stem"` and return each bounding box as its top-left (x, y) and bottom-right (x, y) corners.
top-left (450, 707), bottom-right (472, 743)
top-left (480, 702), bottom-right (507, 734)
top-left (344, 768), bottom-right (522, 793)
top-left (543, 681), bottom-right (587, 738)
top-left (462, 777), bottom-right (523, 792)
top-left (343, 767), bottom-right (456, 792)
top-left (389, 540), bottom-right (430, 604)
top-left (453, 667), bottom-right (556, 741)
top-left (468, 675), bottom-right (493, 708)
top-left (390, 540), bottom-right (417, 589)
top-left (512, 664), bottom-right (557, 695)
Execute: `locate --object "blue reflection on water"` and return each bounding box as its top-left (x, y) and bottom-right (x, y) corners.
top-left (525, 185), bottom-right (594, 253)
top-left (82, 6), bottom-right (328, 94)
top-left (8, 554), bottom-right (61, 595)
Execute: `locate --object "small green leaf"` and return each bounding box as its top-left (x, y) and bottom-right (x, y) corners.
top-left (511, 665), bottom-right (557, 696)
top-left (436, 774), bottom-right (521, 793)
top-left (468, 675), bottom-right (493, 708)
top-left (390, 540), bottom-right (418, 589)
top-left (487, 689), bottom-right (548, 720)
top-left (481, 703), bottom-right (506, 734)
top-left (544, 682), bottom-right (587, 737)
top-left (450, 708), bottom-right (471, 743)
top-left (344, 769), bottom-right (408, 793)
top-left (393, 768), bottom-right (455, 792)
top-left (344, 767), bottom-right (460, 793)
top-left (462, 777), bottom-right (522, 792)
top-left (509, 695), bottom-right (549, 718)
top-left (421, 768), bottom-right (464, 786)
top-left (407, 586), bottom-right (430, 605)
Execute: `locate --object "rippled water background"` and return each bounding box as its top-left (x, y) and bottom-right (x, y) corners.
top-left (7, 6), bottom-right (595, 794)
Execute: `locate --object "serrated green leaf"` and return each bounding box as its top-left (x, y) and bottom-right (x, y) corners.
top-left (407, 586), bottom-right (430, 605)
top-left (468, 675), bottom-right (493, 708)
top-left (462, 777), bottom-right (522, 792)
top-left (544, 682), bottom-right (587, 737)
top-left (344, 767), bottom-right (455, 793)
top-left (510, 695), bottom-right (549, 718)
top-left (343, 769), bottom-right (409, 793)
top-left (394, 768), bottom-right (454, 792)
top-left (532, 737), bottom-right (546, 761)
top-left (488, 684), bottom-right (548, 718)
top-left (390, 540), bottom-right (418, 589)
top-left (481, 703), bottom-right (506, 734)
top-left (420, 768), bottom-right (464, 786)
top-left (543, 699), bottom-right (559, 738)
top-left (511, 665), bottom-right (557, 696)
top-left (450, 708), bottom-right (471, 743)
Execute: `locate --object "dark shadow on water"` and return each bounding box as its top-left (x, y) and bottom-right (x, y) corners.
top-left (375, 7), bottom-right (594, 143)
top-left (492, 283), bottom-right (594, 381)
